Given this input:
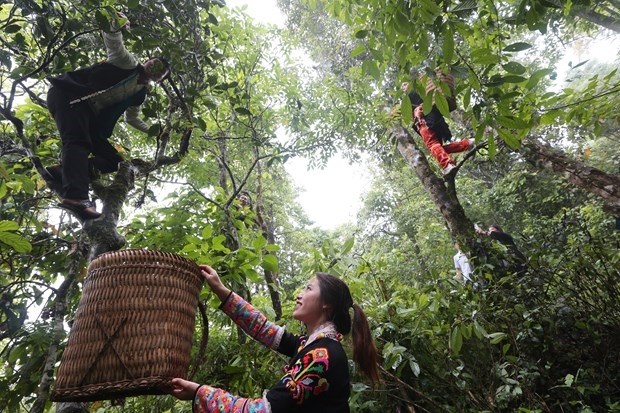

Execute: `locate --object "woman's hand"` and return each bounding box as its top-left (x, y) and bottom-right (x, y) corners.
top-left (166, 378), bottom-right (201, 400)
top-left (199, 265), bottom-right (231, 301)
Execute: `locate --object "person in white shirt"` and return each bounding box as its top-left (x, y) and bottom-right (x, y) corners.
top-left (453, 241), bottom-right (473, 284)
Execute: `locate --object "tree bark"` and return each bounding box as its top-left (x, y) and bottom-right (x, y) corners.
top-left (390, 126), bottom-right (475, 239)
top-left (31, 250), bottom-right (87, 413)
top-left (572, 7), bottom-right (620, 33)
top-left (520, 137), bottom-right (620, 216)
top-left (253, 145), bottom-right (283, 320)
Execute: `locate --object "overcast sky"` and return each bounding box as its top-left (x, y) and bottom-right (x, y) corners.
top-left (227, 0), bottom-right (370, 229)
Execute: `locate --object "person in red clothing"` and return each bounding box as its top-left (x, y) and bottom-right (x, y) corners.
top-left (166, 265), bottom-right (380, 412)
top-left (401, 69), bottom-right (472, 175)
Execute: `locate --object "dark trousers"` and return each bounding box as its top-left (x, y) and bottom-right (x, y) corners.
top-left (47, 86), bottom-right (123, 199)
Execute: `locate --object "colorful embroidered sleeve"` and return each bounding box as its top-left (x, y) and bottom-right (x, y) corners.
top-left (221, 292), bottom-right (285, 351)
top-left (193, 385), bottom-right (271, 413)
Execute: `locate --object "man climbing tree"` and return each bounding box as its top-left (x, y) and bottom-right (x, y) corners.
top-left (45, 13), bottom-right (171, 221)
top-left (401, 68), bottom-right (472, 175)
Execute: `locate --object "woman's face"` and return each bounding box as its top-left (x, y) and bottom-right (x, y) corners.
top-left (293, 277), bottom-right (325, 325)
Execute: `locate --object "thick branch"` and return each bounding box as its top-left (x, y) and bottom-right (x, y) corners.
top-left (390, 126), bottom-right (475, 239)
top-left (31, 249), bottom-right (86, 413)
top-left (572, 6), bottom-right (620, 33)
top-left (520, 137), bottom-right (620, 215)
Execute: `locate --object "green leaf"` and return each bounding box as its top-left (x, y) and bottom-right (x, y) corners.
top-left (350, 43), bottom-right (365, 58)
top-left (5, 25), bottom-right (21, 34)
top-left (252, 235), bottom-right (267, 250)
top-left (95, 10), bottom-right (109, 31)
top-left (208, 13), bottom-right (219, 25)
top-left (341, 237), bottom-right (354, 254)
top-left (450, 326), bottom-right (463, 355)
top-left (538, 111), bottom-right (557, 125)
top-left (473, 320), bottom-right (488, 339)
top-left (501, 75), bottom-right (527, 84)
top-left (261, 254), bottom-right (279, 272)
top-left (496, 116), bottom-right (528, 129)
top-left (434, 93), bottom-right (450, 117)
top-left (396, 307), bottom-right (416, 316)
top-left (362, 59), bottom-right (380, 80)
top-left (442, 30), bottom-right (454, 63)
top-left (502, 62), bottom-right (527, 74)
top-left (497, 128), bottom-right (522, 149)
top-left (264, 244), bottom-right (280, 252)
top-left (127, 0), bottom-right (140, 9)
top-left (395, 9), bottom-right (412, 32)
top-left (525, 68), bottom-right (553, 90)
top-left (351, 382), bottom-right (370, 392)
top-left (409, 359), bottom-right (420, 376)
top-left (471, 49), bottom-right (500, 65)
top-left (244, 269), bottom-right (262, 283)
top-left (422, 97), bottom-right (433, 115)
top-left (0, 231), bottom-right (32, 253)
top-left (0, 220), bottom-right (19, 231)
top-left (201, 226), bottom-right (213, 239)
top-left (419, 294), bottom-right (428, 307)
top-left (234, 107), bottom-right (252, 116)
top-left (148, 124), bottom-right (160, 136)
top-left (462, 324), bottom-right (472, 339)
top-left (486, 75), bottom-right (505, 87)
top-left (487, 133), bottom-right (496, 158)
top-left (488, 332), bottom-right (507, 344)
top-left (503, 42), bottom-right (532, 52)
top-left (211, 235), bottom-right (231, 253)
top-left (355, 30), bottom-right (368, 39)
top-left (401, 95), bottom-right (413, 126)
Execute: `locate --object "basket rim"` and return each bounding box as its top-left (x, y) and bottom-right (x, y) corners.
top-left (50, 375), bottom-right (174, 402)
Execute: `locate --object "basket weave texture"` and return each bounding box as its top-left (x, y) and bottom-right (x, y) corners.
top-left (51, 249), bottom-right (203, 402)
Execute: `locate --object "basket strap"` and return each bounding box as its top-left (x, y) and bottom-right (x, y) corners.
top-left (79, 314), bottom-right (134, 386)
top-left (188, 301), bottom-right (209, 380)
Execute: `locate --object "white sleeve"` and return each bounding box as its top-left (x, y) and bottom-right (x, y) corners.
top-left (453, 254), bottom-right (461, 270)
top-left (102, 31), bottom-right (138, 69)
top-left (125, 106), bottom-right (151, 133)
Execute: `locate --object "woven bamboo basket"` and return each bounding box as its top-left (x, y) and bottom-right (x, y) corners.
top-left (51, 249), bottom-right (203, 402)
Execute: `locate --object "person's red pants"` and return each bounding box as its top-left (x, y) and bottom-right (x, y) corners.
top-left (413, 106), bottom-right (469, 170)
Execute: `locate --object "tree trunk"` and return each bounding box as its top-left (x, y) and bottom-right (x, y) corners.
top-left (253, 145), bottom-right (283, 320)
top-left (217, 136), bottom-right (241, 251)
top-left (216, 135), bottom-right (250, 344)
top-left (570, 5), bottom-right (620, 33)
top-left (31, 252), bottom-right (87, 413)
top-left (521, 137), bottom-right (620, 216)
top-left (390, 126), bottom-right (488, 264)
top-left (390, 126), bottom-right (475, 239)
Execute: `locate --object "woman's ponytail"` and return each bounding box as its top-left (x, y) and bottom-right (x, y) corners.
top-left (351, 303), bottom-right (380, 384)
